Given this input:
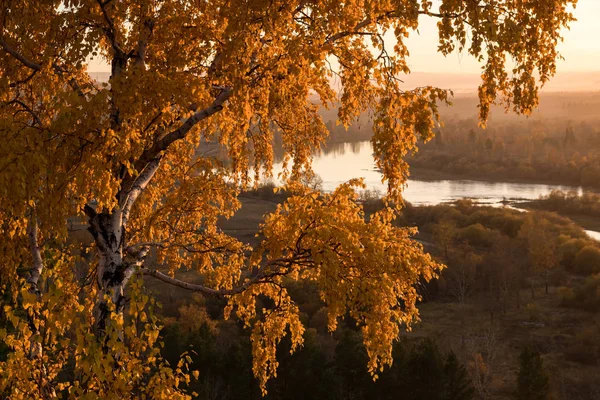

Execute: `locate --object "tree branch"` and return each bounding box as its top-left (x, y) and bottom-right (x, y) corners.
top-left (0, 34), bottom-right (87, 97)
top-left (142, 269), bottom-right (246, 296)
top-left (6, 99), bottom-right (43, 126)
top-left (121, 86), bottom-right (232, 204)
top-left (134, 11), bottom-right (154, 68)
top-left (152, 86), bottom-right (232, 156)
top-left (0, 35), bottom-right (41, 70)
top-left (96, 0), bottom-right (126, 57)
top-left (120, 156), bottom-right (161, 225)
top-left (142, 253), bottom-right (310, 296)
top-left (325, 9), bottom-right (464, 44)
top-left (26, 213), bottom-right (44, 295)
top-left (128, 240), bottom-right (239, 255)
top-left (121, 246), bottom-right (150, 288)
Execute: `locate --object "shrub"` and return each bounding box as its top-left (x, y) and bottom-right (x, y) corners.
top-left (458, 223), bottom-right (499, 248)
top-left (561, 274), bottom-right (600, 312)
top-left (564, 325), bottom-right (600, 365)
top-left (358, 189), bottom-right (384, 214)
top-left (559, 238), bottom-right (588, 270)
top-left (516, 347), bottom-right (549, 400)
top-left (443, 352), bottom-right (475, 400)
top-left (573, 246), bottom-right (600, 275)
top-left (525, 303), bottom-right (543, 322)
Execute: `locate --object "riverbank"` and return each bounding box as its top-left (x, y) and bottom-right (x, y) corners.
top-left (515, 202), bottom-right (600, 231)
top-left (408, 166), bottom-right (595, 190)
top-left (515, 190), bottom-right (600, 233)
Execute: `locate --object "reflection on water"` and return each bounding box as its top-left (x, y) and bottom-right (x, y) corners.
top-left (273, 140), bottom-right (590, 207)
top-left (586, 230), bottom-right (600, 242)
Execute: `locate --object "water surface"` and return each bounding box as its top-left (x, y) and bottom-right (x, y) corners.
top-left (274, 141), bottom-right (588, 207)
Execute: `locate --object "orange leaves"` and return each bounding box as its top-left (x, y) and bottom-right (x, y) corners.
top-left (224, 181), bottom-right (442, 392)
top-left (0, 0), bottom-right (576, 397)
top-left (372, 87), bottom-right (450, 203)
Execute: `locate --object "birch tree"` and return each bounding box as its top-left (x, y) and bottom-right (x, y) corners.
top-left (0, 0), bottom-right (575, 397)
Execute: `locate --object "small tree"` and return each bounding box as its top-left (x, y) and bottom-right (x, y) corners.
top-left (516, 347), bottom-right (549, 400)
top-left (519, 214), bottom-right (559, 296)
top-left (445, 243), bottom-right (480, 306)
top-left (433, 218), bottom-right (457, 264)
top-left (443, 352), bottom-right (475, 400)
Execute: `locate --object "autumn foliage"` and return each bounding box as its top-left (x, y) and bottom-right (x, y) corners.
top-left (0, 0), bottom-right (575, 397)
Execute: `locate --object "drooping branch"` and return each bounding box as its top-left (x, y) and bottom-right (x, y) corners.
top-left (6, 99), bottom-right (43, 126)
top-left (325, 9), bottom-right (465, 44)
top-left (142, 253), bottom-right (311, 296)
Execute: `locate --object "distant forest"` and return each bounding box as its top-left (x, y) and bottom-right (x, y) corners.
top-left (314, 92), bottom-right (600, 188)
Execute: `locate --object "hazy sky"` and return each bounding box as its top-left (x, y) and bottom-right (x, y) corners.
top-left (88, 2), bottom-right (599, 75)
top-left (403, 1), bottom-right (599, 73)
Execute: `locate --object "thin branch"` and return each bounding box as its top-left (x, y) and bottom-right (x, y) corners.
top-left (9, 69), bottom-right (38, 87)
top-left (128, 240), bottom-right (239, 255)
top-left (142, 252), bottom-right (310, 296)
top-left (6, 99), bottom-right (43, 126)
top-left (26, 213), bottom-right (44, 295)
top-left (0, 34), bottom-right (87, 97)
top-left (325, 9), bottom-right (464, 44)
top-left (0, 35), bottom-right (41, 70)
top-left (143, 269), bottom-right (246, 296)
top-left (143, 110), bottom-right (164, 133)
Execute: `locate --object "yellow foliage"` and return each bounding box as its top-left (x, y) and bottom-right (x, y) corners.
top-left (0, 0), bottom-right (575, 397)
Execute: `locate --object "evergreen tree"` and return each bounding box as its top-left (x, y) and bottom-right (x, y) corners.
top-left (516, 347), bottom-right (549, 400)
top-left (406, 339), bottom-right (446, 400)
top-left (443, 352), bottom-right (475, 400)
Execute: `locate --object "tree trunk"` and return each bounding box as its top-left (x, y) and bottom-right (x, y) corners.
top-left (86, 208), bottom-right (130, 337)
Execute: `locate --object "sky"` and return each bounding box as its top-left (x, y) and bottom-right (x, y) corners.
top-left (88, 2), bottom-right (599, 79)
top-left (401, 1), bottom-right (600, 74)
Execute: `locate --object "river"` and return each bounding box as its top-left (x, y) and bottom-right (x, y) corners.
top-left (274, 141), bottom-right (587, 206)
top-left (272, 140), bottom-right (600, 239)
